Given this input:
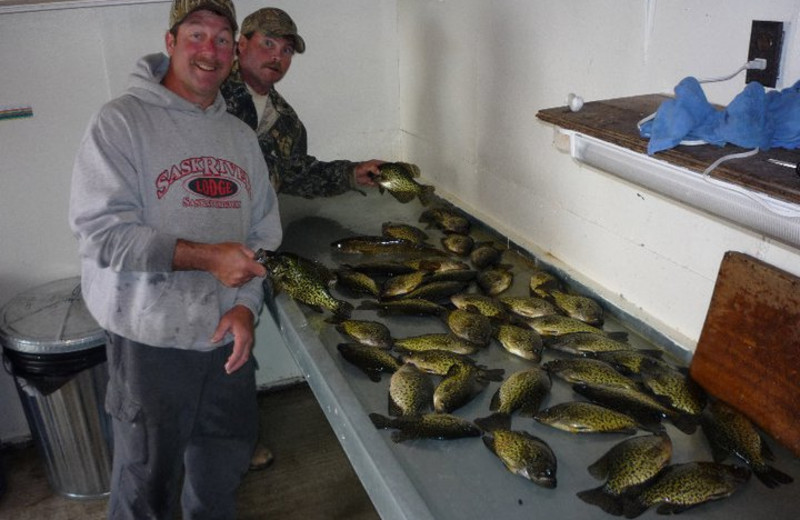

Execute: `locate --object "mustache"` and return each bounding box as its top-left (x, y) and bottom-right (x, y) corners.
top-left (262, 63), bottom-right (283, 73)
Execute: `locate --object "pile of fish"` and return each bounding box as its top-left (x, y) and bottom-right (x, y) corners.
top-left (257, 172), bottom-right (794, 517)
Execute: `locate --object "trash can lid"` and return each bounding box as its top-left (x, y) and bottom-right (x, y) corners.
top-left (0, 277), bottom-right (105, 354)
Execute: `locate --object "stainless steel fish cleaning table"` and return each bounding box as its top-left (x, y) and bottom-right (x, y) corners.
top-left (265, 189), bottom-right (799, 520)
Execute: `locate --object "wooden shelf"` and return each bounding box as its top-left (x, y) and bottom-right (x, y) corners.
top-left (537, 94), bottom-right (800, 205)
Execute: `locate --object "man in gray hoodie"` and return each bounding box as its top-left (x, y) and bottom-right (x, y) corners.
top-left (68, 1), bottom-right (281, 518)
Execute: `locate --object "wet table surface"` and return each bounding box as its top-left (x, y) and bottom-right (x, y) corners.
top-left (266, 189), bottom-right (799, 520)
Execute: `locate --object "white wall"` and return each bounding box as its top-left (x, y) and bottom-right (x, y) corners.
top-left (399, 0), bottom-right (800, 349)
top-left (0, 0), bottom-right (398, 442)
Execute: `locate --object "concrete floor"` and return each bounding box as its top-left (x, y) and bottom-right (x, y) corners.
top-left (0, 383), bottom-right (380, 520)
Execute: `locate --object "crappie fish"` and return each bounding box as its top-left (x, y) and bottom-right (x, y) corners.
top-left (701, 400), bottom-right (793, 488)
top-left (331, 235), bottom-right (446, 257)
top-left (408, 258), bottom-right (471, 273)
top-left (639, 360), bottom-right (706, 416)
top-left (446, 309), bottom-right (493, 347)
top-left (529, 270), bottom-right (563, 297)
top-left (577, 433), bottom-right (672, 516)
top-left (393, 333), bottom-right (480, 355)
top-left (546, 331), bottom-right (633, 355)
top-left (357, 298), bottom-right (446, 317)
top-left (534, 401), bottom-right (639, 434)
top-left (526, 315), bottom-right (614, 339)
top-left (573, 382), bottom-right (695, 434)
top-left (499, 295), bottom-right (560, 320)
top-left (341, 260), bottom-right (416, 278)
top-left (476, 413), bottom-right (558, 489)
top-left (594, 349), bottom-right (666, 375)
top-left (419, 207), bottom-right (471, 235)
top-left (335, 319), bottom-right (393, 349)
top-left (336, 343), bottom-right (401, 382)
top-left (470, 241), bottom-right (504, 269)
top-left (375, 162), bottom-right (435, 205)
top-left (400, 349), bottom-right (504, 381)
top-left (369, 412), bottom-right (481, 442)
top-left (450, 293), bottom-right (508, 321)
top-left (434, 364), bottom-right (489, 413)
top-left (389, 363), bottom-right (434, 416)
top-left (476, 265), bottom-right (514, 296)
top-left (394, 280), bottom-right (468, 303)
top-left (381, 221), bottom-right (430, 244)
top-left (441, 233), bottom-right (474, 256)
top-left (543, 358), bottom-right (639, 391)
top-left (547, 290), bottom-right (604, 326)
top-left (381, 270), bottom-right (430, 299)
top-left (493, 323), bottom-right (544, 362)
top-left (257, 250), bottom-right (353, 319)
top-left (622, 462), bottom-right (751, 518)
top-left (335, 267), bottom-right (380, 298)
top-left (488, 367), bottom-right (552, 417)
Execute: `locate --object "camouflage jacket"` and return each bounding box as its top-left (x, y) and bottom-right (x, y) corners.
top-left (221, 63), bottom-right (357, 198)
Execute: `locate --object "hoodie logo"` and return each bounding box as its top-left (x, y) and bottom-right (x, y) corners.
top-left (155, 156), bottom-right (253, 208)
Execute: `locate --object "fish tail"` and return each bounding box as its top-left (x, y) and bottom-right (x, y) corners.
top-left (418, 185), bottom-right (436, 206)
top-left (477, 367), bottom-right (505, 382)
top-left (474, 412), bottom-right (511, 433)
top-left (670, 413), bottom-right (698, 435)
top-left (621, 496), bottom-right (649, 519)
top-left (335, 300), bottom-right (354, 319)
top-left (368, 412), bottom-right (393, 430)
top-left (754, 465), bottom-right (794, 488)
top-left (576, 486), bottom-right (624, 516)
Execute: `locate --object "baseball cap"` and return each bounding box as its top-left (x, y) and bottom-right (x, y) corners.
top-left (169, 0), bottom-right (238, 33)
top-left (241, 7), bottom-right (306, 53)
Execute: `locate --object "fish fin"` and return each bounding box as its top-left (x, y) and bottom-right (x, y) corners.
top-left (390, 190), bottom-right (417, 204)
top-left (390, 431), bottom-right (411, 443)
top-left (576, 487), bottom-right (623, 516)
top-left (488, 388), bottom-right (502, 412)
top-left (334, 301), bottom-right (354, 320)
top-left (474, 412), bottom-right (511, 433)
top-left (418, 185), bottom-right (436, 206)
top-left (760, 435), bottom-right (776, 461)
top-left (481, 435), bottom-right (499, 456)
top-left (669, 413), bottom-right (698, 435)
top-left (655, 503), bottom-right (691, 515)
top-left (586, 453), bottom-right (610, 480)
top-left (356, 300), bottom-right (379, 311)
top-left (477, 367), bottom-right (505, 382)
top-left (754, 465), bottom-right (793, 488)
top-left (378, 185), bottom-right (386, 195)
top-left (621, 497), bottom-right (649, 519)
top-left (368, 412), bottom-right (391, 429)
top-left (388, 396), bottom-right (402, 417)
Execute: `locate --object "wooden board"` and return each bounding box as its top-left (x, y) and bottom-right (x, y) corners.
top-left (690, 251), bottom-right (800, 456)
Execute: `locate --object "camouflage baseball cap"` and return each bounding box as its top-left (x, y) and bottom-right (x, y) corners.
top-left (241, 7), bottom-right (306, 53)
top-left (169, 0), bottom-right (238, 33)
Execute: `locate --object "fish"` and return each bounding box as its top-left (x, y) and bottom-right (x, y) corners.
top-left (340, 260), bottom-right (417, 278)
top-left (335, 267), bottom-right (381, 298)
top-left (393, 333), bottom-right (480, 355)
top-left (441, 233), bottom-right (474, 256)
top-left (543, 358), bottom-right (640, 391)
top-left (407, 258), bottom-right (471, 273)
top-left (445, 309), bottom-right (493, 347)
top-left (389, 363), bottom-right (435, 416)
top-left (499, 295), bottom-right (561, 320)
top-left (393, 280), bottom-right (469, 303)
top-left (534, 401), bottom-right (639, 434)
top-left (622, 462), bottom-right (751, 518)
top-left (419, 207), bottom-right (471, 234)
top-left (368, 412), bottom-right (481, 442)
top-left (572, 382), bottom-right (696, 434)
top-left (493, 323), bottom-right (544, 362)
top-left (434, 364), bottom-right (489, 413)
top-left (257, 250), bottom-right (353, 319)
top-left (546, 331), bottom-right (634, 356)
top-left (487, 367), bottom-right (552, 417)
top-left (450, 293), bottom-right (509, 321)
top-left (593, 349), bottom-right (666, 375)
top-left (336, 343), bottom-right (402, 382)
top-left (425, 268), bottom-right (478, 284)
top-left (380, 270), bottom-right (430, 299)
top-left (547, 290), bottom-right (604, 326)
top-left (701, 399), bottom-right (793, 488)
top-left (529, 270), bottom-right (563, 297)
top-left (638, 360), bottom-right (706, 416)
top-left (526, 315), bottom-right (615, 339)
top-left (357, 298), bottom-right (447, 317)
top-left (577, 433), bottom-right (672, 516)
top-left (381, 221), bottom-right (430, 244)
top-left (476, 265), bottom-right (514, 296)
top-left (469, 241), bottom-right (504, 269)
top-left (475, 413), bottom-right (558, 489)
top-left (335, 319), bottom-right (394, 349)
top-left (331, 235), bottom-right (446, 257)
top-left (374, 162), bottom-right (435, 205)
top-left (400, 349), bottom-right (504, 381)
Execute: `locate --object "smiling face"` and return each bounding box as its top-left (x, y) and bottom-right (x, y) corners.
top-left (237, 33), bottom-right (295, 95)
top-left (162, 9), bottom-right (235, 108)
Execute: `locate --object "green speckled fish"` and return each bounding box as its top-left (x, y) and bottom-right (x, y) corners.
top-left (335, 267), bottom-right (380, 298)
top-left (547, 331), bottom-right (634, 356)
top-left (488, 367), bottom-right (552, 417)
top-left (477, 265), bottom-right (514, 296)
top-left (594, 349), bottom-right (666, 375)
top-left (493, 323), bottom-right (544, 362)
top-left (534, 401), bottom-right (639, 434)
top-left (419, 207), bottom-right (471, 234)
top-left (336, 343), bottom-right (401, 382)
top-left (499, 295), bottom-right (561, 320)
top-left (369, 412), bottom-right (481, 442)
top-left (547, 289), bottom-right (604, 326)
top-left (389, 363), bottom-right (434, 416)
top-left (375, 162), bottom-right (435, 205)
top-left (526, 315), bottom-right (613, 339)
top-left (434, 364), bottom-right (488, 413)
top-left (543, 358), bottom-right (639, 391)
top-left (529, 270), bottom-right (563, 298)
top-left (357, 298), bottom-right (447, 317)
top-left (381, 221), bottom-right (430, 244)
top-left (622, 462), bottom-right (750, 518)
top-left (400, 349), bottom-right (504, 381)
top-left (335, 319), bottom-right (393, 349)
top-left (446, 309), bottom-right (493, 347)
top-left (331, 235), bottom-right (446, 257)
top-left (577, 433), bottom-right (672, 516)
top-left (441, 233), bottom-right (474, 256)
top-left (639, 360), bottom-right (707, 416)
top-left (450, 293), bottom-right (508, 321)
top-left (381, 270), bottom-right (431, 299)
top-left (470, 241), bottom-right (504, 269)
top-left (393, 333), bottom-right (480, 355)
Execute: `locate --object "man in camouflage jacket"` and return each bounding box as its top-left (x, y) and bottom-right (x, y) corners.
top-left (221, 7), bottom-right (382, 198)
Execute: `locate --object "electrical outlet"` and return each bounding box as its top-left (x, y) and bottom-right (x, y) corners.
top-left (746, 20), bottom-right (784, 88)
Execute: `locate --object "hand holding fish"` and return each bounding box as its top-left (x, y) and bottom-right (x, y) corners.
top-left (174, 240), bottom-right (267, 287)
top-left (353, 159), bottom-right (384, 187)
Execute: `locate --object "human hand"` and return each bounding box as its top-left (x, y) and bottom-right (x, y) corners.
top-left (211, 305), bottom-right (255, 374)
top-left (353, 159), bottom-right (384, 187)
top-left (174, 240), bottom-right (267, 287)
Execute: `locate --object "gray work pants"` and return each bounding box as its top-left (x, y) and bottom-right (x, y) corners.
top-left (104, 333), bottom-right (258, 520)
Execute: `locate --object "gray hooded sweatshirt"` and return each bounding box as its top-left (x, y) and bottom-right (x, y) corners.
top-left (69, 53), bottom-right (282, 350)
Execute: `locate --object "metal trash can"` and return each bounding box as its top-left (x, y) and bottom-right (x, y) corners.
top-left (0, 277), bottom-right (112, 499)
